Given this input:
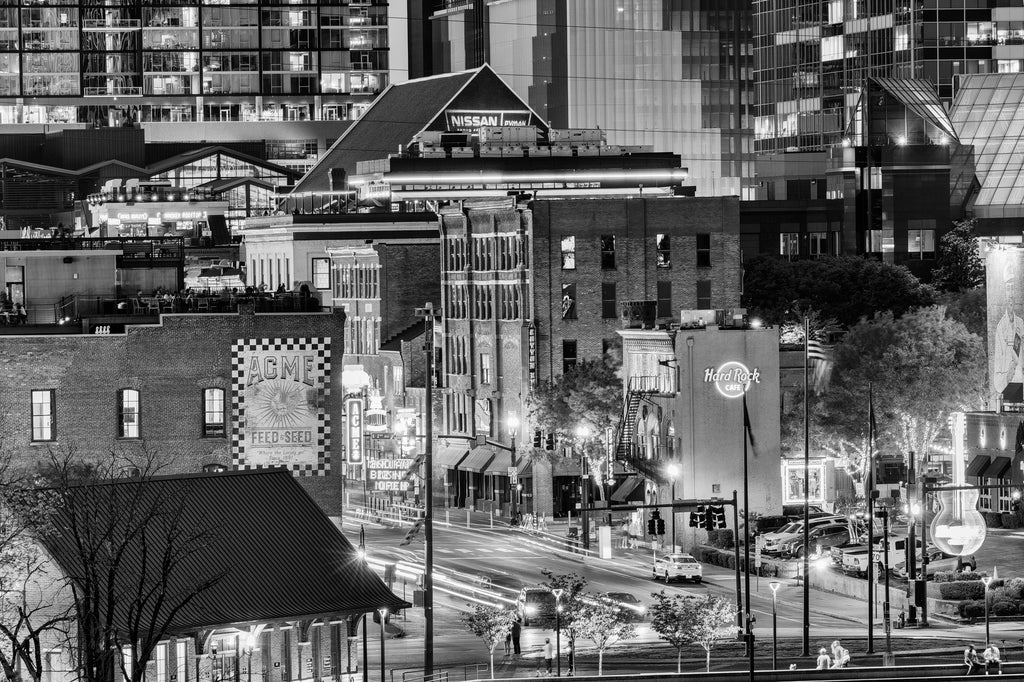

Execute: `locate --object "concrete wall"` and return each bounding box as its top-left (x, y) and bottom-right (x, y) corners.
top-left (0, 251), bottom-right (118, 304)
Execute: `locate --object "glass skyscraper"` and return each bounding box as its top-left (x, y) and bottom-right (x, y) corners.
top-left (0, 0), bottom-right (393, 126)
top-left (754, 0), bottom-right (1024, 154)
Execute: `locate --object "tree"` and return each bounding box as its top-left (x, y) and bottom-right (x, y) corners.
top-left (742, 255), bottom-right (935, 327)
top-left (821, 306), bottom-right (986, 465)
top-left (526, 356), bottom-right (622, 495)
top-left (932, 218), bottom-right (985, 292)
top-left (460, 605), bottom-right (518, 678)
top-left (649, 592), bottom-right (734, 673)
top-left (538, 571), bottom-right (588, 660)
top-left (34, 449), bottom-right (227, 682)
top-left (574, 603), bottom-right (637, 676)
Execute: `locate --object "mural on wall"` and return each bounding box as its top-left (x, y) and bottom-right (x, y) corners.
top-left (231, 337), bottom-right (331, 475)
top-left (987, 247), bottom-right (1024, 403)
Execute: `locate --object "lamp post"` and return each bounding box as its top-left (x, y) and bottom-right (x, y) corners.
top-left (665, 463), bottom-right (680, 552)
top-left (552, 588), bottom-right (564, 677)
top-left (377, 608), bottom-right (389, 682)
top-left (905, 498), bottom-right (920, 626)
top-left (982, 575), bottom-right (993, 649)
top-left (879, 507), bottom-right (893, 663)
top-left (575, 424), bottom-right (591, 551)
top-left (358, 527), bottom-right (368, 682)
top-left (769, 582), bottom-right (780, 669)
top-left (508, 415), bottom-right (519, 521)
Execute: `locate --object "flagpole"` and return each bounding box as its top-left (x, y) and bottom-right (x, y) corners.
top-left (867, 384), bottom-right (876, 654)
top-left (742, 394), bottom-right (753, 682)
top-left (802, 316), bottom-right (810, 657)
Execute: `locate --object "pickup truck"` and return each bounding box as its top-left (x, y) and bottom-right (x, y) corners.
top-left (841, 546), bottom-right (874, 576)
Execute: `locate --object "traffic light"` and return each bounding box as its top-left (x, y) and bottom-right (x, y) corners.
top-left (533, 430), bottom-right (542, 448)
top-left (656, 517), bottom-right (666, 535)
top-left (400, 518), bottom-right (424, 546)
top-left (545, 433), bottom-right (555, 451)
top-left (710, 505), bottom-right (727, 529)
top-left (689, 505), bottom-right (706, 528)
top-left (647, 510), bottom-right (661, 535)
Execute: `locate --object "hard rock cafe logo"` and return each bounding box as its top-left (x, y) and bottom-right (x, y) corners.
top-left (704, 361), bottom-right (761, 399)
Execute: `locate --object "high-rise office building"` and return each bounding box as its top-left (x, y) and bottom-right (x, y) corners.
top-left (0, 0), bottom-right (403, 128)
top-left (423, 0), bottom-right (754, 197)
top-left (753, 0), bottom-right (1024, 154)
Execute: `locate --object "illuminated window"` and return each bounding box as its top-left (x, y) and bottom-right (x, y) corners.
top-left (118, 389), bottom-right (140, 439)
top-left (203, 388), bottom-right (226, 437)
top-left (561, 283), bottom-right (576, 319)
top-left (907, 227), bottom-right (935, 259)
top-left (656, 234), bottom-right (671, 268)
top-left (312, 257), bottom-right (330, 289)
top-left (780, 232), bottom-right (800, 259)
top-left (31, 389), bottom-right (55, 442)
top-left (560, 236), bottom-right (575, 270)
top-left (480, 353), bottom-right (492, 385)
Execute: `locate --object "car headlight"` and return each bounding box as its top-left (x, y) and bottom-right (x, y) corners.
top-left (524, 605), bottom-right (537, 615)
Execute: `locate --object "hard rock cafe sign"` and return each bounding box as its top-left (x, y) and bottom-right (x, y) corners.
top-left (704, 361), bottom-right (761, 399)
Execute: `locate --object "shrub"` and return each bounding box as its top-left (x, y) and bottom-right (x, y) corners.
top-left (1002, 512), bottom-right (1022, 530)
top-left (993, 600), bottom-right (1017, 617)
top-left (1003, 578), bottom-right (1024, 600)
top-left (933, 571), bottom-right (955, 583)
top-left (953, 571), bottom-right (985, 582)
top-left (985, 512), bottom-right (1004, 528)
top-left (708, 529), bottom-right (735, 549)
top-left (939, 581), bottom-right (986, 601)
top-left (959, 600), bottom-right (986, 619)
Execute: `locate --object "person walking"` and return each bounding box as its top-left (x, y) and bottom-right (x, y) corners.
top-left (815, 648), bottom-right (831, 670)
top-left (543, 638), bottom-right (554, 674)
top-left (511, 618), bottom-right (522, 655)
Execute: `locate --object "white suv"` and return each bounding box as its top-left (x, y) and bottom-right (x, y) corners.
top-left (653, 553), bottom-right (703, 583)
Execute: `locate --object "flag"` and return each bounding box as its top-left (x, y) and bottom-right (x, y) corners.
top-left (807, 337), bottom-right (834, 395)
top-left (807, 338), bottom-right (830, 362)
top-left (868, 384), bottom-right (877, 496)
top-left (743, 393), bottom-right (757, 454)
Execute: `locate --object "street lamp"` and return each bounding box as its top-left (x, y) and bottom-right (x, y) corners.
top-left (359, 525), bottom-right (368, 682)
top-left (378, 608), bottom-right (389, 682)
top-left (552, 588), bottom-right (564, 677)
top-left (769, 582), bottom-right (780, 669)
top-left (665, 463), bottom-right (680, 552)
top-left (508, 415), bottom-right (520, 521)
top-left (982, 574), bottom-right (994, 649)
top-left (575, 424), bottom-right (592, 551)
top-left (358, 524), bottom-right (366, 562)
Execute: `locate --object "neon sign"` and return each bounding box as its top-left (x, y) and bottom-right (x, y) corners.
top-left (704, 361), bottom-right (761, 399)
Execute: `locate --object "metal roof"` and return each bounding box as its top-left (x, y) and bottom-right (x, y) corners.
top-left (40, 469), bottom-right (408, 637)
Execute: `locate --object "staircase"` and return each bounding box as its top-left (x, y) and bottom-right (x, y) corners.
top-left (613, 377), bottom-right (666, 485)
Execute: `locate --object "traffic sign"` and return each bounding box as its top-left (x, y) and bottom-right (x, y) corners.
top-left (508, 466), bottom-right (517, 484)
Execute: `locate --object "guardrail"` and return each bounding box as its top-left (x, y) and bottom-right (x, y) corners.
top-left (391, 663), bottom-right (487, 682)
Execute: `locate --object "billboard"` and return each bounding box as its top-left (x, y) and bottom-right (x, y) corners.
top-left (782, 459), bottom-right (825, 505)
top-left (987, 246), bottom-right (1024, 404)
top-left (232, 338), bottom-right (331, 475)
top-left (444, 109), bottom-right (532, 131)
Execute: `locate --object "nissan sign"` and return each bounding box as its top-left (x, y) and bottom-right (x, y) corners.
top-left (444, 109), bottom-right (532, 131)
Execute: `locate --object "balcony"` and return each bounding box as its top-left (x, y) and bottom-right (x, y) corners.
top-left (83, 18), bottom-right (141, 30)
top-left (0, 237), bottom-right (184, 267)
top-left (84, 86), bottom-right (143, 97)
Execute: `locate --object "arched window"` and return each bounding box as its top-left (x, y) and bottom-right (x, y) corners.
top-left (117, 389), bottom-right (140, 438)
top-left (203, 388), bottom-right (226, 437)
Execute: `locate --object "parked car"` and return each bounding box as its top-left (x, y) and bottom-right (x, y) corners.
top-left (753, 515), bottom-right (792, 535)
top-left (652, 553), bottom-right (703, 583)
top-left (762, 516), bottom-right (846, 555)
top-left (842, 546), bottom-right (875, 576)
top-left (517, 587), bottom-right (557, 626)
top-left (893, 547), bottom-right (977, 579)
top-left (598, 592), bottom-right (646, 621)
top-left (871, 536), bottom-right (923, 573)
top-left (780, 524), bottom-right (850, 558)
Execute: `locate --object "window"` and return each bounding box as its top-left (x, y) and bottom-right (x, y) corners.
top-left (156, 644), bottom-right (167, 682)
top-left (392, 365), bottom-right (404, 394)
top-left (312, 257), bottom-right (330, 289)
top-left (696, 233), bottom-right (712, 267)
top-left (175, 641), bottom-right (187, 682)
top-left (31, 390), bottom-right (55, 442)
top-left (601, 282), bottom-right (617, 319)
top-left (203, 388), bottom-right (226, 437)
top-left (780, 232), bottom-right (800, 258)
top-left (562, 340), bottom-right (578, 374)
top-left (808, 232), bottom-right (828, 257)
top-left (561, 283), bottom-right (576, 319)
top-left (697, 280), bottom-right (712, 309)
top-left (117, 389), bottom-right (140, 438)
top-left (866, 230), bottom-right (894, 253)
top-left (656, 281), bottom-right (672, 319)
top-left (480, 353), bottom-right (492, 385)
top-left (907, 228), bottom-right (936, 258)
top-left (600, 235), bottom-right (616, 269)
top-left (560, 236), bottom-right (576, 270)
top-left (656, 234), bottom-right (671, 267)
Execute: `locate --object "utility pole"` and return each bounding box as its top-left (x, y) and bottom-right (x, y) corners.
top-left (416, 304), bottom-right (435, 677)
top-left (906, 450), bottom-right (918, 626)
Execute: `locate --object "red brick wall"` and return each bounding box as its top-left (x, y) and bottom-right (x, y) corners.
top-left (0, 310), bottom-right (347, 514)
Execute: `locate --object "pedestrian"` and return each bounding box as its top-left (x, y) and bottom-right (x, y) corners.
top-left (543, 638), bottom-right (554, 674)
top-left (511, 618), bottom-right (522, 655)
top-left (965, 645), bottom-right (981, 675)
top-left (830, 640), bottom-right (850, 668)
top-left (619, 521), bottom-right (629, 548)
top-left (815, 647), bottom-right (831, 670)
top-left (984, 644), bottom-right (1002, 675)
top-left (504, 629), bottom-right (512, 656)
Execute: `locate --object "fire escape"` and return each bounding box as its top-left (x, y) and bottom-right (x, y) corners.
top-left (613, 375), bottom-right (668, 486)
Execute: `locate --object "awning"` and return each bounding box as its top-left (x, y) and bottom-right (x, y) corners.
top-left (483, 451), bottom-right (512, 476)
top-left (459, 446), bottom-right (495, 473)
top-left (965, 455), bottom-right (990, 478)
top-left (611, 476), bottom-right (644, 503)
top-left (983, 456), bottom-right (1012, 480)
top-left (517, 460), bottom-right (533, 477)
top-left (435, 445), bottom-right (469, 469)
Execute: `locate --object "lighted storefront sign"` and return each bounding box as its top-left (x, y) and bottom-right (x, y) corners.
top-left (704, 361), bottom-right (761, 399)
top-left (346, 397), bottom-right (364, 464)
top-left (782, 460), bottom-right (825, 504)
top-left (444, 109), bottom-right (532, 131)
top-left (366, 457), bottom-right (413, 492)
top-left (930, 485), bottom-right (987, 556)
top-left (232, 338), bottom-right (331, 475)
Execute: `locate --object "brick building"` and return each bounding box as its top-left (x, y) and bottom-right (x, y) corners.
top-left (0, 309), bottom-right (348, 515)
top-left (436, 195), bottom-right (742, 518)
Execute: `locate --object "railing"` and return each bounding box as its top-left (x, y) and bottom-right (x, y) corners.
top-left (68, 292), bottom-right (323, 319)
top-left (0, 236), bottom-right (185, 254)
top-left (83, 18), bottom-right (141, 29)
top-left (391, 663), bottom-right (486, 682)
top-left (84, 86), bottom-right (142, 97)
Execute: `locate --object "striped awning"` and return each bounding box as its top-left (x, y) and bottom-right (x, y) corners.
top-left (459, 446), bottom-right (495, 473)
top-left (965, 455), bottom-right (990, 478)
top-left (483, 451), bottom-right (512, 476)
top-left (517, 459), bottom-right (533, 477)
top-left (983, 456), bottom-right (1012, 480)
top-left (611, 476), bottom-right (644, 503)
top-left (435, 445), bottom-right (469, 468)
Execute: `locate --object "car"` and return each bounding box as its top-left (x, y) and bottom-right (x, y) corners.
top-left (753, 515), bottom-right (792, 535)
top-left (893, 547), bottom-right (977, 579)
top-left (871, 536), bottom-right (923, 573)
top-left (517, 587), bottom-right (557, 626)
top-left (599, 592), bottom-right (646, 621)
top-left (653, 553), bottom-right (703, 583)
top-left (842, 546), bottom-right (875, 576)
top-left (780, 524), bottom-right (851, 558)
top-left (761, 516), bottom-right (846, 555)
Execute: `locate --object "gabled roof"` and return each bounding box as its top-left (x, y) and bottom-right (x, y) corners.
top-left (146, 145), bottom-right (301, 180)
top-left (291, 64), bottom-right (547, 196)
top-left (40, 469), bottom-right (407, 635)
top-left (873, 77), bottom-right (958, 142)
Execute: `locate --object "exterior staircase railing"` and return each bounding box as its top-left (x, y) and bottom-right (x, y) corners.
top-left (612, 376), bottom-right (666, 484)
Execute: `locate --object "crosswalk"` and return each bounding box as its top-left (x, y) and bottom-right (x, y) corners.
top-left (434, 545), bottom-right (541, 557)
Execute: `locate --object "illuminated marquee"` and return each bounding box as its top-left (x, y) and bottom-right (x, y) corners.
top-left (705, 361), bottom-right (761, 399)
top-left (231, 338), bottom-right (331, 475)
top-left (443, 109), bottom-right (532, 131)
top-left (366, 458), bottom-right (413, 492)
top-left (346, 398), bottom-right (364, 464)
